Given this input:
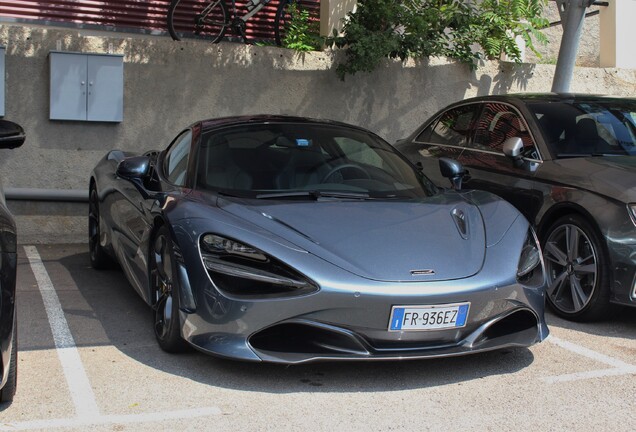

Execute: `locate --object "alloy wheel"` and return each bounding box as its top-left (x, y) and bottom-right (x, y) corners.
top-left (544, 223), bottom-right (598, 314)
top-left (88, 189), bottom-right (100, 260)
top-left (153, 234), bottom-right (174, 341)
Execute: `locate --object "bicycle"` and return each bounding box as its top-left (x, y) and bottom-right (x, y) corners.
top-left (167, 0), bottom-right (299, 46)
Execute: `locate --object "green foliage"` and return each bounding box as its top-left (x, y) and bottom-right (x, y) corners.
top-left (282, 3), bottom-right (322, 52)
top-left (328, 0), bottom-right (549, 80)
top-left (476, 0), bottom-right (549, 61)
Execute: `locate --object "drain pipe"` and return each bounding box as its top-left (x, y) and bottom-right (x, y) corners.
top-left (4, 188), bottom-right (89, 203)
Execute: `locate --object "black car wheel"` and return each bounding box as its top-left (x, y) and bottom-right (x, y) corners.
top-left (151, 226), bottom-right (188, 353)
top-left (543, 215), bottom-right (612, 321)
top-left (0, 319), bottom-right (17, 403)
top-left (88, 187), bottom-right (113, 269)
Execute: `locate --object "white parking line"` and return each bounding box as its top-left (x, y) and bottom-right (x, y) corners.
top-left (2, 246), bottom-right (222, 431)
top-left (543, 335), bottom-right (636, 383)
top-left (0, 407), bottom-right (223, 431)
top-left (23, 245), bottom-right (99, 418)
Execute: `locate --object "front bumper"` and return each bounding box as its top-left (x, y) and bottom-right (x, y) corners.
top-left (180, 275), bottom-right (549, 364)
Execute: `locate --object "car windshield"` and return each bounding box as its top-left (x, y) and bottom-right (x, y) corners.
top-left (527, 100), bottom-right (636, 157)
top-left (196, 122), bottom-right (438, 199)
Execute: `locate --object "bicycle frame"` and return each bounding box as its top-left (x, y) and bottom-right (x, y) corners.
top-left (168, 0), bottom-right (292, 45)
top-left (227, 0), bottom-right (273, 24)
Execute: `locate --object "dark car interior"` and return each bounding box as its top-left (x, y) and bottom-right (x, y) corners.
top-left (195, 124), bottom-right (435, 198)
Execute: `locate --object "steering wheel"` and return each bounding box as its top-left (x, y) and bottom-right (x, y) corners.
top-left (321, 164), bottom-right (370, 183)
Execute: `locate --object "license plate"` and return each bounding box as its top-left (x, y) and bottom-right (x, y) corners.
top-left (388, 303), bottom-right (470, 331)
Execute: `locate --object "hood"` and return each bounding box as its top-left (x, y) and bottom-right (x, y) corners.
top-left (218, 195), bottom-right (488, 282)
top-left (552, 156), bottom-right (636, 202)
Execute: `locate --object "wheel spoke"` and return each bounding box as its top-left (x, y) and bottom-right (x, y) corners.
top-left (573, 263), bottom-right (596, 275)
top-left (548, 270), bottom-right (568, 298)
top-left (545, 241), bottom-right (568, 266)
top-left (569, 275), bottom-right (588, 311)
top-left (566, 225), bottom-right (580, 261)
top-left (163, 296), bottom-right (173, 326)
top-left (154, 236), bottom-right (169, 280)
top-left (153, 233), bottom-right (175, 340)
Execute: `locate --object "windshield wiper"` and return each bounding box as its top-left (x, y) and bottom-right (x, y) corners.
top-left (256, 190), bottom-right (370, 200)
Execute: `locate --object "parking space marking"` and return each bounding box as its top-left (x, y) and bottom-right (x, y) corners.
top-left (543, 336), bottom-right (636, 383)
top-left (4, 246), bottom-right (222, 431)
top-left (23, 245), bottom-right (100, 418)
top-left (0, 407), bottom-right (223, 431)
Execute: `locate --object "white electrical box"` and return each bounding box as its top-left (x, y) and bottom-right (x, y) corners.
top-left (50, 51), bottom-right (123, 122)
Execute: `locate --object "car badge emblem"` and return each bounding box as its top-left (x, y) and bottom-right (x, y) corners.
top-left (411, 269), bottom-right (436, 276)
top-left (451, 208), bottom-right (469, 239)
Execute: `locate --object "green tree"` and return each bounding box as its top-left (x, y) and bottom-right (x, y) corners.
top-left (328, 0), bottom-right (548, 80)
top-left (282, 3), bottom-right (322, 52)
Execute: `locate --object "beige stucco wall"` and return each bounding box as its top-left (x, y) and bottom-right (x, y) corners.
top-left (1, 23), bottom-right (635, 243)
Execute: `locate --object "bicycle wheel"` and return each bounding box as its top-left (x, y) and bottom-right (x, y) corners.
top-left (274, 0), bottom-right (297, 46)
top-left (167, 0), bottom-right (229, 43)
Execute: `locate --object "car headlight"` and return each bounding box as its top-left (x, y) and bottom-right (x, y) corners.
top-left (199, 234), bottom-right (318, 297)
top-left (517, 228), bottom-right (545, 286)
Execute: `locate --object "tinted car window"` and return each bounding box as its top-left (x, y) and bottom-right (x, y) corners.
top-left (164, 130), bottom-right (192, 186)
top-left (419, 104), bottom-right (480, 146)
top-left (527, 100), bottom-right (636, 156)
top-left (334, 137), bottom-right (383, 167)
top-left (472, 103), bottom-right (537, 155)
top-left (197, 123), bottom-right (438, 199)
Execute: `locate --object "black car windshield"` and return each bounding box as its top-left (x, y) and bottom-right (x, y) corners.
top-left (196, 122), bottom-right (438, 199)
top-left (528, 100), bottom-right (636, 157)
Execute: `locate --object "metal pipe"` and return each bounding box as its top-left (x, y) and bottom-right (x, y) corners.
top-left (551, 0), bottom-right (592, 93)
top-left (4, 188), bottom-right (89, 202)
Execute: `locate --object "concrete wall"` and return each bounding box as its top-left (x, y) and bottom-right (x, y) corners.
top-left (1, 22), bottom-right (636, 243)
top-left (526, 2), bottom-right (602, 67)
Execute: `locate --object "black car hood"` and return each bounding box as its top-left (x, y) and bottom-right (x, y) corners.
top-left (550, 156), bottom-right (636, 202)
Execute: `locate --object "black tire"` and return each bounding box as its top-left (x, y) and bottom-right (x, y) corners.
top-left (167, 0), bottom-right (229, 43)
top-left (0, 319), bottom-right (17, 403)
top-left (542, 214), bottom-right (613, 321)
top-left (151, 226), bottom-right (188, 353)
top-left (274, 0), bottom-right (297, 46)
top-left (88, 186), bottom-right (113, 270)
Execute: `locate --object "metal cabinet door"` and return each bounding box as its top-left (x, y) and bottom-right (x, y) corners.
top-left (87, 55), bottom-right (123, 122)
top-left (50, 52), bottom-right (88, 121)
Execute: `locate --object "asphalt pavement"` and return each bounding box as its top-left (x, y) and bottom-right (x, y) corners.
top-left (1, 243), bottom-right (635, 431)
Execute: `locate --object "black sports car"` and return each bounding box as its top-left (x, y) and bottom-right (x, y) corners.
top-left (396, 93), bottom-right (636, 321)
top-left (89, 115), bottom-right (548, 363)
top-left (0, 120), bottom-right (25, 403)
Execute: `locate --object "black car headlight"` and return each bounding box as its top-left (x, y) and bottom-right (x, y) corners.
top-left (199, 234), bottom-right (318, 297)
top-left (517, 228), bottom-right (545, 286)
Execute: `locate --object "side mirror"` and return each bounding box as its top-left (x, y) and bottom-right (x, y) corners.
top-left (116, 156), bottom-right (150, 179)
top-left (503, 137), bottom-right (524, 167)
top-left (439, 157), bottom-right (466, 190)
top-left (0, 120), bottom-right (25, 149)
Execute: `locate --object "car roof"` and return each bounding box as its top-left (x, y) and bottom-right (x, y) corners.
top-left (198, 115), bottom-right (370, 133)
top-left (459, 93), bottom-right (636, 105)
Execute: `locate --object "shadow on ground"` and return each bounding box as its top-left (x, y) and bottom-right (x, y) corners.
top-left (20, 244), bottom-right (542, 394)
